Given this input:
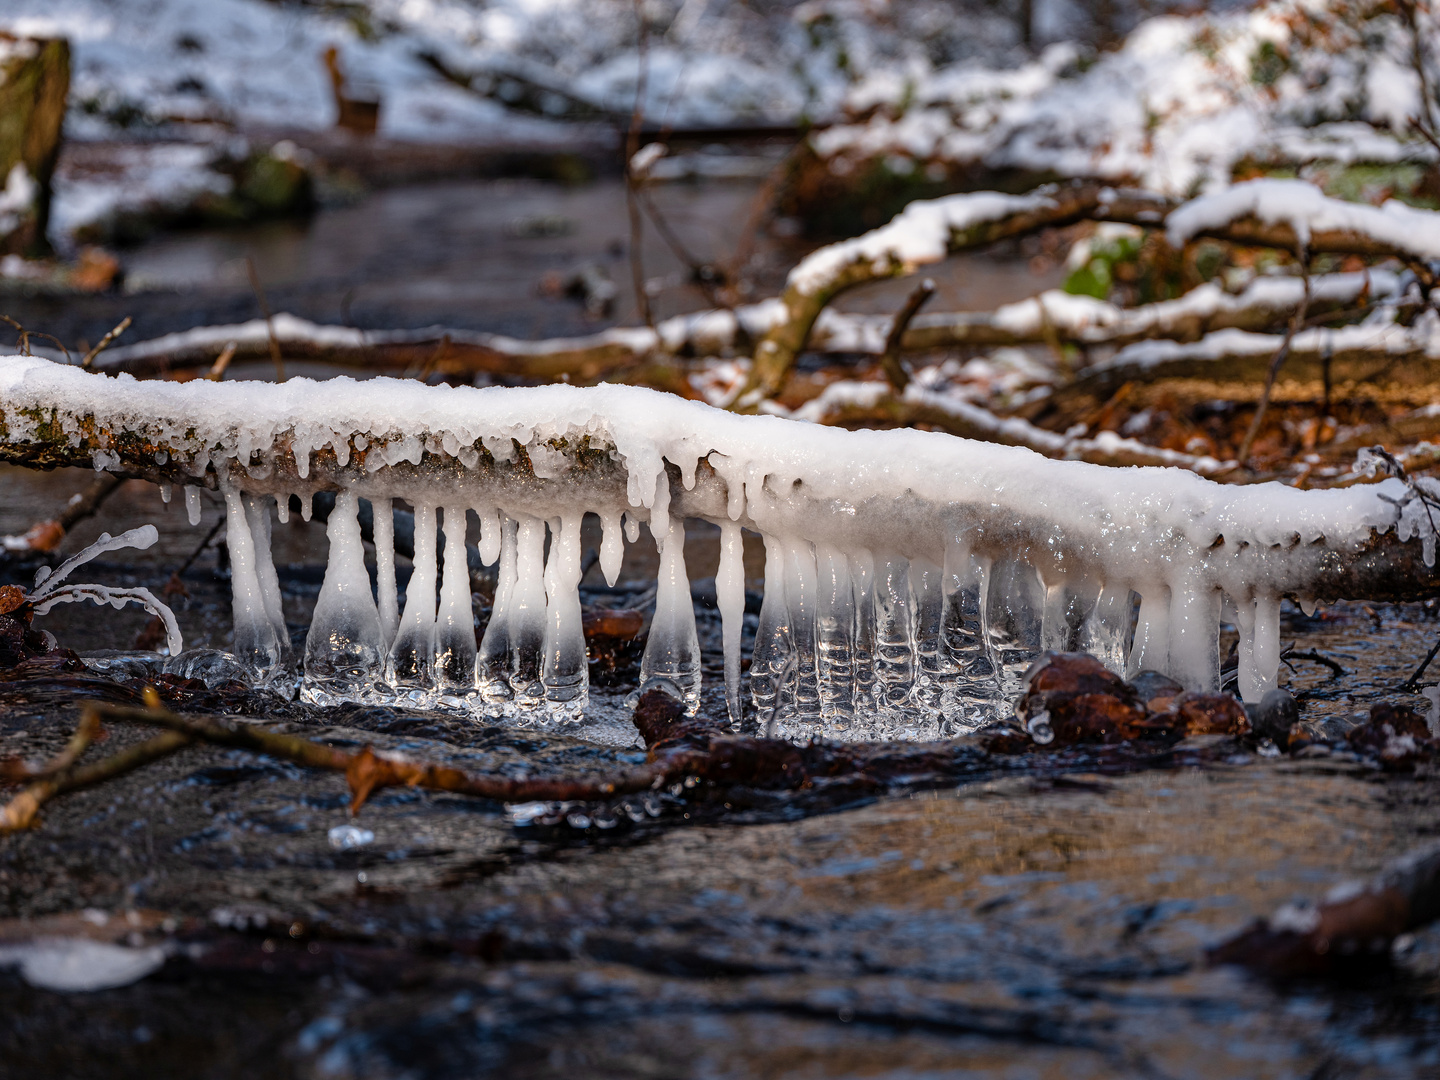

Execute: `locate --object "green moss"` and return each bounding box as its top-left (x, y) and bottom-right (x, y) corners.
top-left (1250, 40), bottom-right (1289, 87)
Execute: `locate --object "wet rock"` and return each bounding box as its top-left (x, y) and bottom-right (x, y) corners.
top-left (1130, 669), bottom-right (1185, 711)
top-left (1015, 652), bottom-right (1149, 745)
top-left (1157, 692), bottom-right (1251, 738)
top-left (1245, 689), bottom-right (1299, 744)
top-left (1346, 702), bottom-right (1435, 767)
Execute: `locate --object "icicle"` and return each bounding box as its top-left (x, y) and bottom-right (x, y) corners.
top-left (371, 497), bottom-right (400, 648)
top-left (222, 486), bottom-right (286, 682)
top-left (541, 512), bottom-right (588, 719)
top-left (985, 558), bottom-right (1043, 702)
top-left (476, 506), bottom-right (501, 567)
top-left (1078, 584), bottom-right (1133, 677)
top-left (599, 510), bottom-right (625, 587)
top-left (911, 557), bottom-right (950, 717)
top-left (716, 520), bottom-right (746, 728)
top-left (1127, 584), bottom-right (1171, 678)
top-left (1040, 577), bottom-right (1099, 654)
top-left (434, 505), bottom-right (477, 700)
top-left (940, 545), bottom-right (999, 731)
top-left (649, 468), bottom-right (673, 547)
top-left (1253, 592), bottom-right (1281, 698)
top-left (302, 489), bottom-right (384, 705)
top-left (476, 516), bottom-right (517, 712)
top-left (243, 495), bottom-right (287, 647)
top-left (507, 515), bottom-right (548, 709)
top-left (814, 541), bottom-right (855, 728)
top-left (387, 501), bottom-right (437, 699)
top-left (1232, 590), bottom-right (1260, 704)
top-left (849, 549), bottom-right (877, 712)
top-left (159, 483), bottom-right (172, 505)
top-left (185, 487), bottom-right (202, 526)
top-left (749, 533), bottom-right (793, 720)
top-left (276, 496), bottom-right (290, 524)
top-left (299, 494), bottom-right (313, 522)
top-left (1168, 573), bottom-right (1220, 692)
top-left (623, 512), bottom-right (639, 544)
top-left (782, 538), bottom-right (821, 720)
top-left (638, 516), bottom-right (703, 713)
top-left (874, 556), bottom-right (917, 712)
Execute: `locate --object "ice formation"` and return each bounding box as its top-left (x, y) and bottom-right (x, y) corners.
top-left (0, 356), bottom-right (1420, 737)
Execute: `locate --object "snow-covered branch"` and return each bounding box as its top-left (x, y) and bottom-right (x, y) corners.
top-left (732, 178), bottom-right (1440, 409)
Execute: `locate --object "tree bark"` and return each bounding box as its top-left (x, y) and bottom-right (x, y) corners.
top-left (0, 34), bottom-right (69, 256)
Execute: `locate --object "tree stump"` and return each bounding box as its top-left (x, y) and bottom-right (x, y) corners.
top-left (0, 34), bottom-right (69, 256)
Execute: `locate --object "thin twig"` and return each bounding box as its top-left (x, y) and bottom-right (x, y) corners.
top-left (245, 257), bottom-right (286, 382)
top-left (879, 279), bottom-right (935, 392)
top-left (206, 341), bottom-right (238, 381)
top-left (1237, 254), bottom-right (1311, 466)
top-left (624, 0), bottom-right (653, 328)
top-left (0, 712), bottom-right (102, 784)
top-left (635, 185), bottom-right (727, 308)
top-left (0, 314), bottom-right (71, 363)
top-left (1404, 635), bottom-right (1440, 691)
top-left (80, 316), bottom-right (132, 369)
top-left (0, 731), bottom-right (191, 833)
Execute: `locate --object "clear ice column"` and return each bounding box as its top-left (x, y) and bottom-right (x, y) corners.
top-left (542, 512), bottom-right (588, 719)
top-left (715, 520), bottom-right (746, 728)
top-left (302, 489), bottom-right (384, 705)
top-left (782, 538), bottom-right (821, 721)
top-left (985, 558), bottom-right (1044, 703)
top-left (476, 516), bottom-right (517, 714)
top-left (874, 556), bottom-right (917, 715)
top-left (638, 516), bottom-right (702, 714)
top-left (749, 533), bottom-right (794, 721)
top-left (814, 541), bottom-right (856, 729)
top-left (940, 546), bottom-right (999, 731)
top-left (387, 501), bottom-right (438, 702)
top-left (222, 486), bottom-right (288, 683)
top-left (507, 516), bottom-right (549, 710)
top-left (434, 504), bottom-right (477, 703)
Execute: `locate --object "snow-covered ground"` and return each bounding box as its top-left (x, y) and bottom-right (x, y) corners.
top-left (814, 0), bottom-right (1440, 196)
top-left (3, 0), bottom-right (1433, 245)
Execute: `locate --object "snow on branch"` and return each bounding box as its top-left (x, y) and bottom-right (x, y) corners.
top-left (731, 178), bottom-right (1440, 409)
top-left (1167, 179), bottom-right (1440, 261)
top-left (789, 380), bottom-right (1233, 475)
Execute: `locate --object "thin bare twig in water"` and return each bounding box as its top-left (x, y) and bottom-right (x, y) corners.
top-left (717, 141), bottom-right (803, 307)
top-left (765, 654), bottom-right (798, 739)
top-left (624, 0), bottom-right (653, 328)
top-left (0, 729), bottom-right (191, 832)
top-left (2, 472), bottom-right (124, 555)
top-left (634, 185), bottom-right (728, 308)
top-left (1280, 645), bottom-right (1346, 680)
top-left (879, 278), bottom-right (936, 392)
top-left (1405, 635), bottom-right (1440, 691)
top-left (245, 256), bottom-right (287, 382)
top-left (206, 341), bottom-right (238, 381)
top-left (80, 316), bottom-right (132, 369)
top-left (1237, 255), bottom-right (1311, 466)
top-left (0, 711), bottom-right (102, 783)
top-left (0, 314), bottom-right (71, 363)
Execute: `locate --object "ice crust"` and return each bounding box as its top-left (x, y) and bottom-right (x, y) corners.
top-left (0, 355), bottom-right (1411, 734)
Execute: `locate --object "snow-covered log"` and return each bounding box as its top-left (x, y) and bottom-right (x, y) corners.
top-left (789, 380), bottom-right (1233, 474)
top-left (737, 178), bottom-right (1440, 408)
top-left (0, 355), bottom-right (1434, 739)
top-left (1056, 319), bottom-right (1440, 411)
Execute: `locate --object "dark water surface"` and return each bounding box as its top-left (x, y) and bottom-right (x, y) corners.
top-left (0, 461), bottom-right (1438, 1078)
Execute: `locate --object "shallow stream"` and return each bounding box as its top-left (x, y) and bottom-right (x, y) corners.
top-left (1, 175), bottom-right (1438, 1078)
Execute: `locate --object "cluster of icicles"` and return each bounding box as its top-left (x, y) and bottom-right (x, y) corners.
top-left (210, 480), bottom-right (1286, 740)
